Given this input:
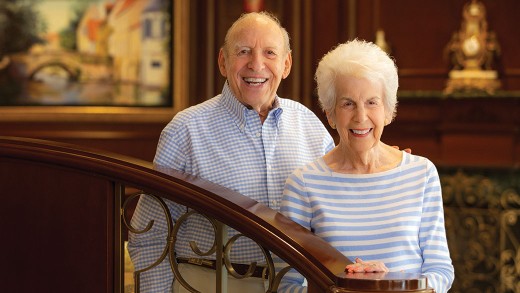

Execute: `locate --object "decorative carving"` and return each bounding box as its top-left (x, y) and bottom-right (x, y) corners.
top-left (444, 0), bottom-right (501, 94)
top-left (441, 169), bottom-right (520, 293)
top-left (122, 193), bottom-right (288, 293)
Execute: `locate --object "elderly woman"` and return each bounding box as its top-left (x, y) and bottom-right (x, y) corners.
top-left (277, 39), bottom-right (454, 293)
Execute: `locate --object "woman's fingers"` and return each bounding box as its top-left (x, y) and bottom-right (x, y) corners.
top-left (346, 258), bottom-right (388, 273)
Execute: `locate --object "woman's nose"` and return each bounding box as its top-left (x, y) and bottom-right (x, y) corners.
top-left (354, 106), bottom-right (367, 122)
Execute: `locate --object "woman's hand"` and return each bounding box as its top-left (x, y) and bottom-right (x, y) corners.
top-left (345, 257), bottom-right (389, 273)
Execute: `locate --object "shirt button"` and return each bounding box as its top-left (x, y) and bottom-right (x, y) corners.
top-left (270, 200), bottom-right (277, 207)
top-left (256, 132), bottom-right (261, 137)
top-left (267, 164), bottom-right (272, 170)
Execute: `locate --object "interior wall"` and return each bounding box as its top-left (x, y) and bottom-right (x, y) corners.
top-left (1, 0), bottom-right (519, 164)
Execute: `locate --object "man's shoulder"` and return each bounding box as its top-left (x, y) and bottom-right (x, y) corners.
top-left (161, 96), bottom-right (225, 135)
top-left (278, 97), bottom-right (314, 114)
top-left (278, 97), bottom-right (328, 129)
top-left (174, 95), bottom-right (223, 121)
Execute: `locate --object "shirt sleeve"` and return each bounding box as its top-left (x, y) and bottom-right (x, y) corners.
top-left (153, 119), bottom-right (190, 171)
top-left (127, 194), bottom-right (187, 292)
top-left (419, 161), bottom-right (455, 293)
top-left (127, 119), bottom-right (191, 292)
top-left (276, 170), bottom-right (312, 293)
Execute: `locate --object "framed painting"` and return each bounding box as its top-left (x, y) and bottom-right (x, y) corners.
top-left (0, 0), bottom-right (188, 122)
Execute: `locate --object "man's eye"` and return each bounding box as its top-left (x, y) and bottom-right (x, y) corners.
top-left (237, 49), bottom-right (249, 55)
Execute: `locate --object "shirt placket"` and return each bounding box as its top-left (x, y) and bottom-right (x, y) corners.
top-left (261, 114), bottom-right (279, 210)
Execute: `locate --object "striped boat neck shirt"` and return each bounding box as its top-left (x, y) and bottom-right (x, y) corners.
top-left (128, 82), bottom-right (334, 292)
top-left (278, 152), bottom-right (454, 293)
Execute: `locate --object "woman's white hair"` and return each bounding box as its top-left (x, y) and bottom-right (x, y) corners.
top-left (315, 39), bottom-right (399, 122)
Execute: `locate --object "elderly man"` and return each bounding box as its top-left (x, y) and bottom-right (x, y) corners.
top-left (128, 11), bottom-right (334, 292)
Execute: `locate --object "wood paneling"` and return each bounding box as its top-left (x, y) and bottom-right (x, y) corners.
top-left (0, 121), bottom-right (165, 161)
top-left (382, 94), bottom-right (520, 168)
top-left (2, 0), bottom-right (519, 165)
top-left (0, 159), bottom-right (115, 292)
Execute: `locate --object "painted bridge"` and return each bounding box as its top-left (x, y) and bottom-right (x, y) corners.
top-left (11, 50), bottom-right (113, 82)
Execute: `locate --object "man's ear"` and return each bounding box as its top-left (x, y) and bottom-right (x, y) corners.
top-left (282, 52), bottom-right (292, 79)
top-left (218, 48), bottom-right (227, 77)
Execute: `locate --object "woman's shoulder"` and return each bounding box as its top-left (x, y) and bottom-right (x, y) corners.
top-left (401, 152), bottom-right (438, 176)
top-left (293, 157), bottom-right (330, 175)
top-left (402, 151), bottom-right (434, 165)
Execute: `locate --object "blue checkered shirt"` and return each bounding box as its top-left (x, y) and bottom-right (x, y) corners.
top-left (128, 82), bottom-right (334, 292)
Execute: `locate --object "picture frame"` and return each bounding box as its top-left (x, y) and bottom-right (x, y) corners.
top-left (0, 0), bottom-right (188, 123)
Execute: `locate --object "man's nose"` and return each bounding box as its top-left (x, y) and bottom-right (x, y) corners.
top-left (248, 52), bottom-right (265, 71)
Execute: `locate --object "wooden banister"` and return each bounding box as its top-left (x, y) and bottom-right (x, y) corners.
top-left (0, 136), bottom-right (432, 292)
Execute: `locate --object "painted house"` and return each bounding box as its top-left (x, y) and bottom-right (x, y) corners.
top-left (140, 0), bottom-right (170, 88)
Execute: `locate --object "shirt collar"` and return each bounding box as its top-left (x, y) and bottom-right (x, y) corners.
top-left (221, 82), bottom-right (283, 131)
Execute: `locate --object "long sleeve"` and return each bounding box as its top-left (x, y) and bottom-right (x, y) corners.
top-left (127, 122), bottom-right (189, 292)
top-left (276, 170), bottom-right (311, 293)
top-left (418, 162), bottom-right (455, 293)
top-left (127, 195), bottom-right (187, 292)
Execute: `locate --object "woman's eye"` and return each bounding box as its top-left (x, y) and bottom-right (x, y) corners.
top-left (368, 99), bottom-right (380, 106)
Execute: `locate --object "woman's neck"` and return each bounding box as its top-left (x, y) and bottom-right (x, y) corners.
top-left (324, 143), bottom-right (402, 174)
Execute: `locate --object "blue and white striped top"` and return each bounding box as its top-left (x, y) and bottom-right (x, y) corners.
top-left (278, 152), bottom-right (454, 293)
top-left (128, 82), bottom-right (334, 292)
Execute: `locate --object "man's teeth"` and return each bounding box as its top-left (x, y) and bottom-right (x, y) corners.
top-left (244, 77), bottom-right (267, 84)
top-left (352, 129), bottom-right (370, 135)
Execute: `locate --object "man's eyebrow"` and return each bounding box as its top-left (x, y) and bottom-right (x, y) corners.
top-left (233, 45), bottom-right (250, 49)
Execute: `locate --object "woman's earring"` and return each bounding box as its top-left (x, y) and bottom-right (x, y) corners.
top-left (330, 123), bottom-right (336, 129)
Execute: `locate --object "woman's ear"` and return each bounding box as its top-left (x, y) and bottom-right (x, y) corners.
top-left (384, 116), bottom-right (392, 126)
top-left (326, 111), bottom-right (336, 129)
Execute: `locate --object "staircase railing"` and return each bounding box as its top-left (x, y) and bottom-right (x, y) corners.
top-left (0, 136), bottom-right (433, 293)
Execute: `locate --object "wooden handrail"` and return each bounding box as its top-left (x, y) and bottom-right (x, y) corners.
top-left (0, 136), bottom-right (432, 292)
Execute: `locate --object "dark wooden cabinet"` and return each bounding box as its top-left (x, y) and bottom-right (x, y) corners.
top-left (382, 92), bottom-right (520, 168)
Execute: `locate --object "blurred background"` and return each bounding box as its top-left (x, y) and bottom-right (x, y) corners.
top-left (0, 1), bottom-right (519, 292)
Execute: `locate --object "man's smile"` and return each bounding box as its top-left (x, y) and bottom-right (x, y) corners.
top-left (243, 77), bottom-right (268, 85)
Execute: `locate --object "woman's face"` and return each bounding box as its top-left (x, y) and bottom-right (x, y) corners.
top-left (329, 75), bottom-right (387, 153)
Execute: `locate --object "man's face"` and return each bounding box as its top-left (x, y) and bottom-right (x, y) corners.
top-left (218, 16), bottom-right (292, 113)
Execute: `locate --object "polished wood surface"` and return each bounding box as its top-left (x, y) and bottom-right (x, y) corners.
top-left (0, 120), bottom-right (165, 161)
top-left (336, 272), bottom-right (431, 292)
top-left (0, 136), bottom-right (432, 292)
top-left (382, 93), bottom-right (520, 168)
